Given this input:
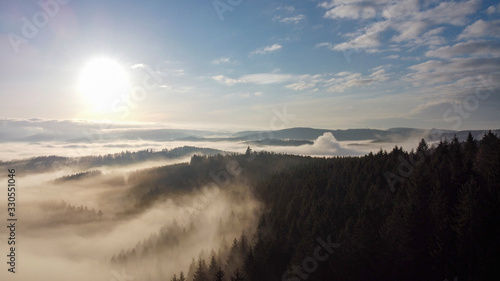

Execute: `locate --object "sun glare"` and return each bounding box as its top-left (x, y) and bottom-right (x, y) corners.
top-left (78, 58), bottom-right (130, 110)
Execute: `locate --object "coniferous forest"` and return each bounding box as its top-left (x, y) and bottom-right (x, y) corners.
top-left (105, 132), bottom-right (500, 281)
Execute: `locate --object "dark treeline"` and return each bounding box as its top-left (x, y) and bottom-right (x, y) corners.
top-left (54, 170), bottom-right (103, 183)
top-left (0, 146), bottom-right (223, 174)
top-left (123, 150), bottom-right (315, 211)
top-left (167, 132), bottom-right (499, 281)
top-left (40, 200), bottom-right (104, 224)
top-left (111, 212), bottom-right (255, 281)
top-left (77, 146), bottom-right (222, 168)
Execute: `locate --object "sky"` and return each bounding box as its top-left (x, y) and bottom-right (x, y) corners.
top-left (0, 0), bottom-right (499, 131)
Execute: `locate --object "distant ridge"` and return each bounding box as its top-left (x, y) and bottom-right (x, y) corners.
top-left (232, 127), bottom-right (500, 142)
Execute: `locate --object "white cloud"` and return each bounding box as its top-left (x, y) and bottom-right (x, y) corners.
top-left (264, 132), bottom-right (363, 156)
top-left (415, 0), bottom-right (480, 26)
top-left (324, 4), bottom-right (376, 19)
top-left (426, 41), bottom-right (500, 58)
top-left (320, 0), bottom-right (480, 52)
top-left (211, 75), bottom-right (246, 86)
top-left (250, 44), bottom-right (282, 55)
top-left (326, 67), bottom-right (390, 92)
top-left (273, 14), bottom-right (305, 24)
top-left (211, 57), bottom-right (237, 64)
top-left (391, 21), bottom-right (428, 43)
top-left (285, 81), bottom-right (316, 91)
top-left (130, 63), bottom-right (146, 69)
top-left (457, 19), bottom-right (500, 40)
top-left (275, 6), bottom-right (295, 13)
top-left (404, 57), bottom-right (500, 102)
top-left (211, 73), bottom-right (292, 86)
top-left (487, 3), bottom-right (500, 15)
top-left (315, 42), bottom-right (335, 50)
top-left (210, 68), bottom-right (393, 94)
top-left (383, 54), bottom-right (400, 59)
top-left (336, 71), bottom-right (352, 77)
top-left (240, 73), bottom-right (292, 84)
top-left (333, 22), bottom-right (387, 52)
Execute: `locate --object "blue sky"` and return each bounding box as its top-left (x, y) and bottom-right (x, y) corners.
top-left (0, 0), bottom-right (499, 130)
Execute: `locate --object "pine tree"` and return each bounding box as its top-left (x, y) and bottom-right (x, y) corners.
top-left (417, 138), bottom-right (429, 153)
top-left (208, 255), bottom-right (218, 278)
top-left (239, 235), bottom-right (248, 257)
top-left (187, 258), bottom-right (196, 281)
top-left (245, 146), bottom-right (252, 156)
top-left (193, 259), bottom-right (208, 281)
top-left (231, 268), bottom-right (245, 281)
top-left (213, 267), bottom-right (225, 281)
top-left (463, 132), bottom-right (477, 179)
top-left (179, 271), bottom-right (186, 281)
top-left (454, 179), bottom-right (481, 279)
top-left (171, 274), bottom-right (178, 281)
top-left (225, 239), bottom-right (239, 274)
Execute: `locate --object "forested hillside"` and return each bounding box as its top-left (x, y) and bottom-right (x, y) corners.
top-left (159, 132), bottom-right (500, 281)
top-left (0, 146), bottom-right (222, 174)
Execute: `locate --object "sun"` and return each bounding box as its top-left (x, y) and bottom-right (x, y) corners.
top-left (78, 57), bottom-right (130, 110)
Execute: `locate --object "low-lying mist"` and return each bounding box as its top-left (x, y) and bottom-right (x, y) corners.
top-left (1, 159), bottom-right (262, 281)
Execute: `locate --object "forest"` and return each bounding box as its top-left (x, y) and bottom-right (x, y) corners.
top-left (0, 146), bottom-right (223, 174)
top-left (9, 132), bottom-right (499, 281)
top-left (105, 131), bottom-right (500, 281)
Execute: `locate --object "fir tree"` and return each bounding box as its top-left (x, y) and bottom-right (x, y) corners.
top-left (213, 267), bottom-right (225, 281)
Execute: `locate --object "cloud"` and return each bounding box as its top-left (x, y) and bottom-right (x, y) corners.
top-left (273, 14), bottom-right (305, 24)
top-left (265, 132), bottom-right (363, 156)
top-left (324, 4), bottom-right (377, 20)
top-left (130, 63), bottom-right (147, 69)
top-left (487, 3), bottom-right (500, 15)
top-left (457, 19), bottom-right (500, 40)
top-left (415, 0), bottom-right (480, 26)
top-left (316, 42), bottom-right (335, 50)
top-left (275, 5), bottom-right (295, 13)
top-left (404, 57), bottom-right (500, 104)
top-left (325, 67), bottom-right (390, 92)
top-left (272, 5), bottom-right (304, 24)
top-left (426, 41), bottom-right (500, 58)
top-left (336, 71), bottom-right (352, 77)
top-left (211, 57), bottom-right (237, 64)
top-left (319, 0), bottom-right (480, 52)
top-left (211, 67), bottom-right (393, 94)
top-left (332, 21), bottom-right (389, 52)
top-left (405, 57), bottom-right (500, 87)
top-left (239, 73), bottom-right (293, 84)
top-left (250, 44), bottom-right (282, 55)
top-left (383, 54), bottom-right (400, 59)
top-left (307, 132), bottom-right (358, 155)
top-left (211, 75), bottom-right (246, 85)
top-left (211, 72), bottom-right (293, 86)
top-left (285, 81), bottom-right (316, 91)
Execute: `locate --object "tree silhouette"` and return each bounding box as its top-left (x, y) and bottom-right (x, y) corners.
top-left (230, 268), bottom-right (244, 281)
top-left (213, 267), bottom-right (225, 281)
top-left (178, 271), bottom-right (186, 281)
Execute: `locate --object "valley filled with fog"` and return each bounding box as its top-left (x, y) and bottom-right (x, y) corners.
top-left (2, 123), bottom-right (500, 280)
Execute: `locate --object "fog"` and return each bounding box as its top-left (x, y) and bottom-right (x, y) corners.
top-left (1, 118), bottom-right (482, 161)
top-left (0, 125), bottom-right (464, 281)
top-left (0, 159), bottom-right (262, 281)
